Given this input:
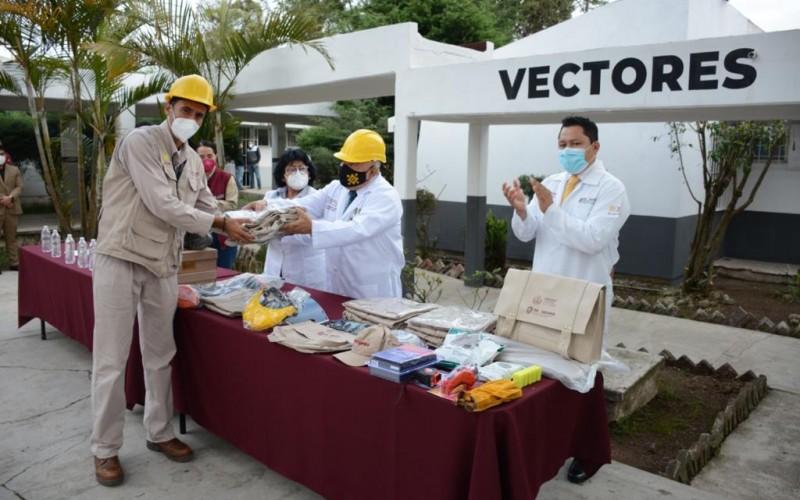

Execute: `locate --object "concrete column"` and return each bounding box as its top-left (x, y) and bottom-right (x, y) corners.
top-left (263, 122), bottom-right (287, 191)
top-left (393, 115), bottom-right (419, 264)
top-left (270, 122), bottom-right (287, 163)
top-left (464, 122), bottom-right (489, 286)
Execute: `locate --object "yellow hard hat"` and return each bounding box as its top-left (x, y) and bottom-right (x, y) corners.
top-left (165, 74), bottom-right (216, 111)
top-left (334, 129), bottom-right (387, 163)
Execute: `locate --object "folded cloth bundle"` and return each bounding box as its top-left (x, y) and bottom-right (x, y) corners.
top-left (225, 207), bottom-right (301, 246)
top-left (268, 321), bottom-right (355, 354)
top-left (195, 274), bottom-right (282, 317)
top-left (405, 306), bottom-right (497, 347)
top-left (342, 298), bottom-right (439, 328)
top-left (203, 288), bottom-right (256, 317)
top-left (457, 379), bottom-right (522, 412)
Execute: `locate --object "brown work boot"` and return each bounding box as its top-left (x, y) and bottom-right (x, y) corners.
top-left (146, 438), bottom-right (194, 463)
top-left (94, 456), bottom-right (124, 487)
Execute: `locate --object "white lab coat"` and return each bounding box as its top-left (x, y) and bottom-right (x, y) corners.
top-left (288, 174), bottom-right (404, 299)
top-left (262, 186), bottom-right (327, 290)
top-left (511, 160), bottom-right (630, 329)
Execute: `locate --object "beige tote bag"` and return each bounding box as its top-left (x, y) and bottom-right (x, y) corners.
top-left (494, 269), bottom-right (605, 364)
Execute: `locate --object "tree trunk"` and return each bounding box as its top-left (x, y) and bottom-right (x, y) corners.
top-left (87, 133), bottom-right (108, 239)
top-left (22, 75), bottom-right (72, 233)
top-left (70, 63), bottom-right (88, 235)
top-left (214, 110), bottom-right (226, 167)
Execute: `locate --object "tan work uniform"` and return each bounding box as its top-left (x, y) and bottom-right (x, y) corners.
top-left (91, 121), bottom-right (217, 458)
top-left (0, 163), bottom-right (23, 267)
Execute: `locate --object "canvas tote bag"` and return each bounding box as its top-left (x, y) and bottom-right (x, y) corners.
top-left (494, 269), bottom-right (605, 364)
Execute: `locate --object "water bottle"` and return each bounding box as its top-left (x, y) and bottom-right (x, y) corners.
top-left (64, 234), bottom-right (75, 264)
top-left (88, 239), bottom-right (97, 270)
top-left (50, 229), bottom-right (61, 258)
top-left (41, 225), bottom-right (51, 253)
top-left (77, 237), bottom-right (88, 268)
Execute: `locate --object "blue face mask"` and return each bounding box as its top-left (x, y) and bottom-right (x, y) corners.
top-left (559, 147), bottom-right (589, 174)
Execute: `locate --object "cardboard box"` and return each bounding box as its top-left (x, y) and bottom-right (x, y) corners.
top-left (178, 248), bottom-right (218, 284)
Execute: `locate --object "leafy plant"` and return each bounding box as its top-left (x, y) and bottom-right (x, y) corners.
top-left (660, 121), bottom-right (787, 295)
top-left (416, 188), bottom-right (438, 260)
top-left (485, 209), bottom-right (508, 272)
top-left (402, 264), bottom-right (443, 304)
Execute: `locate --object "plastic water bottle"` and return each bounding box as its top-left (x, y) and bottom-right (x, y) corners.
top-left (88, 239), bottom-right (97, 270)
top-left (41, 225), bottom-right (51, 253)
top-left (77, 237), bottom-right (88, 268)
top-left (50, 229), bottom-right (61, 258)
top-left (64, 234), bottom-right (75, 264)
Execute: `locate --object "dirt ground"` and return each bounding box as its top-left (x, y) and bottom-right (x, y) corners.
top-left (615, 273), bottom-right (800, 332)
top-left (609, 366), bottom-right (745, 475)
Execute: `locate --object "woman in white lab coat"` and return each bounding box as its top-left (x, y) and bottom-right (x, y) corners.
top-left (249, 130), bottom-right (404, 299)
top-left (261, 148), bottom-right (327, 290)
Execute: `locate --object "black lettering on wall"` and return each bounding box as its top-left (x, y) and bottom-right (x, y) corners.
top-left (612, 57), bottom-right (647, 94)
top-left (499, 68), bottom-right (526, 100)
top-left (651, 55), bottom-right (684, 91)
top-left (723, 48), bottom-right (757, 89)
top-left (689, 51), bottom-right (719, 90)
top-left (528, 66), bottom-right (550, 98)
top-left (582, 60), bottom-right (610, 95)
top-left (554, 63), bottom-right (581, 97)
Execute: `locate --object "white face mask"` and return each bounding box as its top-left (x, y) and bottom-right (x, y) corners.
top-left (0, 154), bottom-right (5, 166)
top-left (286, 171), bottom-right (309, 191)
top-left (170, 113), bottom-right (200, 143)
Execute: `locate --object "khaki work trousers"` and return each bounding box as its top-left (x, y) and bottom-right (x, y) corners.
top-left (0, 213), bottom-right (18, 266)
top-left (91, 254), bottom-right (179, 458)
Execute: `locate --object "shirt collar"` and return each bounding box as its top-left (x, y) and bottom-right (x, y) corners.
top-left (576, 159), bottom-right (604, 186)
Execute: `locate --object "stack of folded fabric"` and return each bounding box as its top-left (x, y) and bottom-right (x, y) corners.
top-left (405, 306), bottom-right (497, 347)
top-left (342, 298), bottom-right (439, 328)
top-left (225, 207), bottom-right (301, 246)
top-left (195, 273), bottom-right (281, 317)
top-left (268, 321), bottom-right (354, 354)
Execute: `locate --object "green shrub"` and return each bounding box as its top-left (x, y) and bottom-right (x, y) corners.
top-left (485, 209), bottom-right (507, 272)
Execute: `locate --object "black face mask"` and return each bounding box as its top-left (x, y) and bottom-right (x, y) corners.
top-left (339, 163), bottom-right (371, 188)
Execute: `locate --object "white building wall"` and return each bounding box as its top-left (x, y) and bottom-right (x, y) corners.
top-left (687, 0), bottom-right (762, 39)
top-left (413, 0), bottom-right (792, 219)
top-left (494, 0), bottom-right (690, 59)
top-left (739, 123), bottom-right (800, 214)
top-left (417, 121), bottom-right (708, 219)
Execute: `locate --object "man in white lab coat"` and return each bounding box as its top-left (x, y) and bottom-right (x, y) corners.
top-left (502, 115), bottom-right (630, 484)
top-left (253, 129), bottom-right (404, 299)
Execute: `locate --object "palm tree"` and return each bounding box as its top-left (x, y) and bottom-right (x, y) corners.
top-left (96, 0), bottom-right (332, 164)
top-left (0, 1), bottom-right (73, 232)
top-left (45, 0), bottom-right (119, 235)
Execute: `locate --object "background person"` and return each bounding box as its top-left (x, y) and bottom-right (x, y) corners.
top-left (197, 139), bottom-right (239, 268)
top-left (0, 143), bottom-right (23, 271)
top-left (244, 142), bottom-right (261, 189)
top-left (260, 148), bottom-right (326, 290)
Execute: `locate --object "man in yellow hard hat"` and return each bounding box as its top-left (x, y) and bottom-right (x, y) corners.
top-left (244, 129), bottom-right (404, 298)
top-left (91, 74), bottom-right (253, 487)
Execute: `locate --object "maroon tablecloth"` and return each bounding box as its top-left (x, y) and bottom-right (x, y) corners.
top-left (174, 310), bottom-right (611, 500)
top-left (17, 245), bottom-right (236, 409)
top-left (18, 244), bottom-right (611, 498)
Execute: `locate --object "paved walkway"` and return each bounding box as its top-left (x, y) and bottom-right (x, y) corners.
top-left (1, 269), bottom-right (798, 499)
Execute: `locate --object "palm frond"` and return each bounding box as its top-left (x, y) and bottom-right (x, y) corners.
top-left (0, 67), bottom-right (21, 94)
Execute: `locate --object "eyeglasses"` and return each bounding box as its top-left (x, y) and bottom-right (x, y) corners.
top-left (286, 165), bottom-right (309, 174)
